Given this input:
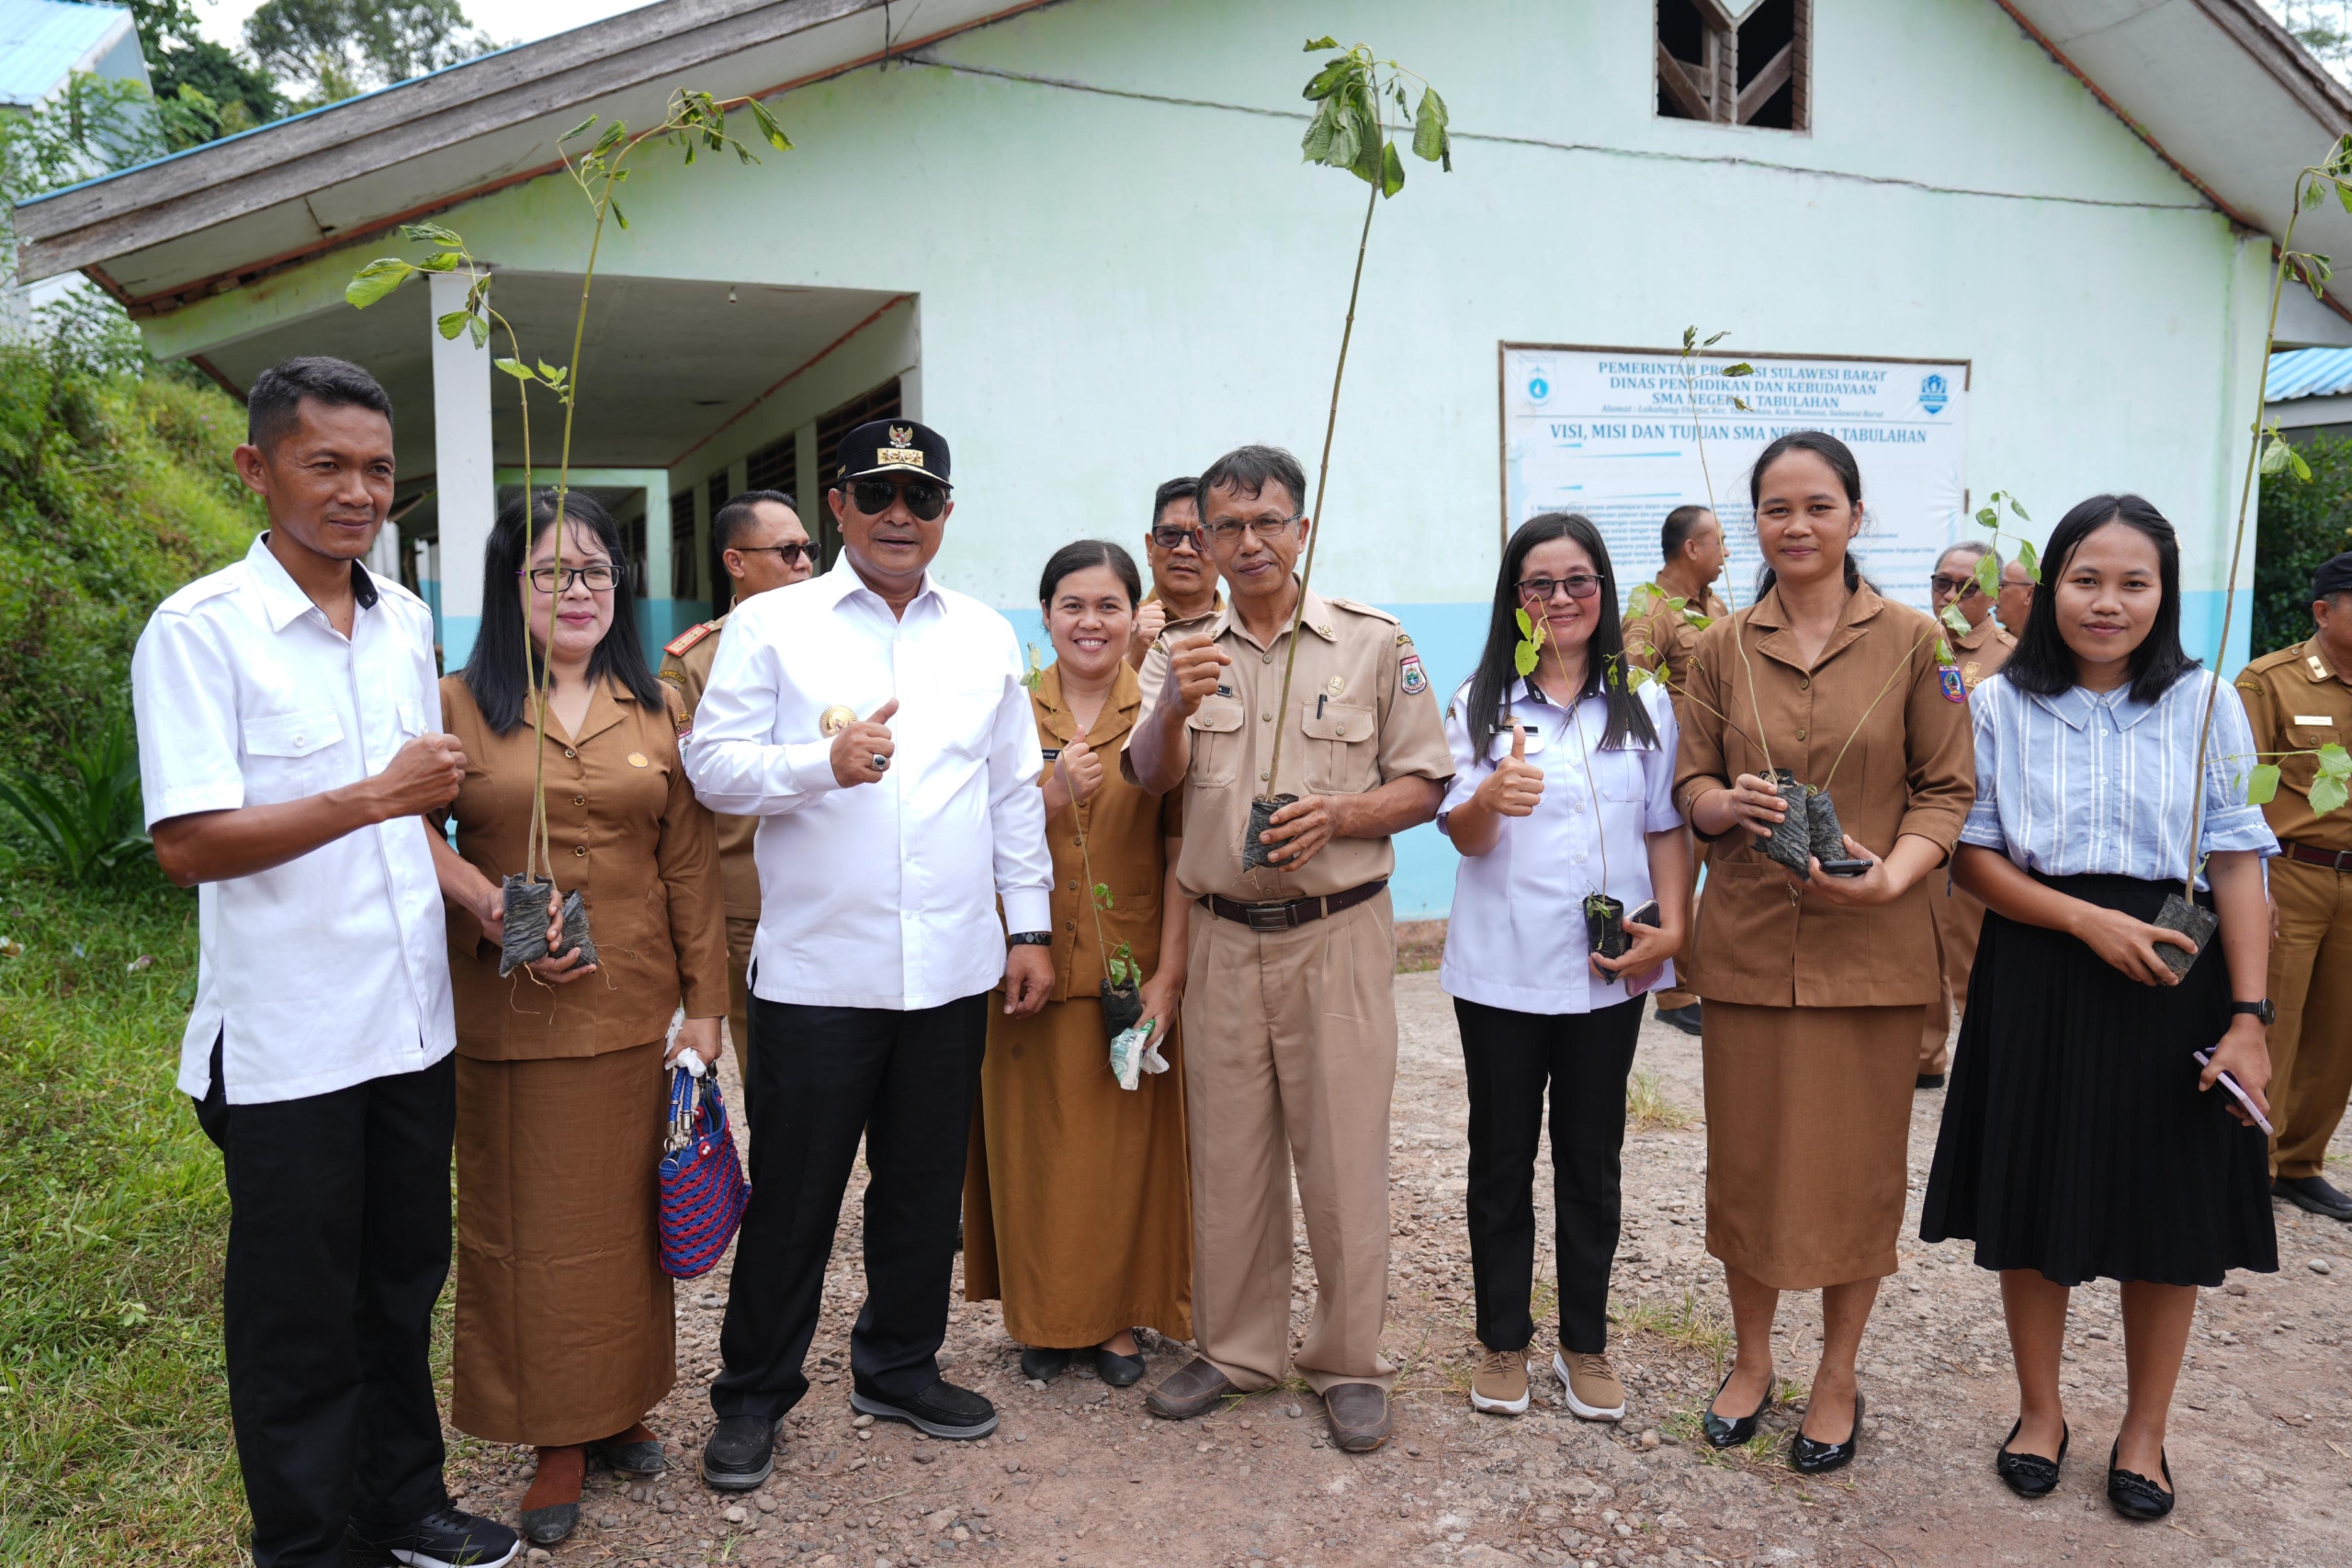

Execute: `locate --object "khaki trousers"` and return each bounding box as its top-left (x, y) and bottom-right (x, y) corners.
top-left (1919, 873), bottom-right (1985, 1077)
top-left (725, 913), bottom-right (758, 1089)
top-left (1654, 829), bottom-right (1704, 1011)
top-left (1182, 888), bottom-right (1397, 1393)
top-left (2267, 854), bottom-right (2352, 1179)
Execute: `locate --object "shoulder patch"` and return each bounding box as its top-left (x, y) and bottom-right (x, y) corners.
top-left (1399, 653), bottom-right (1430, 696)
top-left (663, 619), bottom-right (720, 658)
top-left (658, 668), bottom-right (686, 689)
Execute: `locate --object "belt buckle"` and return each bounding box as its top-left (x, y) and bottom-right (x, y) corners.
top-left (2335, 848), bottom-right (2352, 874)
top-left (1244, 901), bottom-right (1294, 933)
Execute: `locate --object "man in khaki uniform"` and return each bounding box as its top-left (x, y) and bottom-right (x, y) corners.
top-left (2234, 551), bottom-right (2352, 1222)
top-left (1919, 541), bottom-right (2017, 1086)
top-left (659, 490), bottom-right (815, 1093)
top-left (1125, 444), bottom-right (1451, 1453)
top-left (1994, 556), bottom-right (2034, 636)
top-left (1126, 475), bottom-right (1223, 666)
top-left (1624, 504), bottom-right (1728, 1034)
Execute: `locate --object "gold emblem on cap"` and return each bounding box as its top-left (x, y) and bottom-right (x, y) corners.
top-left (888, 424), bottom-right (914, 449)
top-left (627, 750), bottom-right (650, 769)
top-left (820, 705), bottom-right (857, 737)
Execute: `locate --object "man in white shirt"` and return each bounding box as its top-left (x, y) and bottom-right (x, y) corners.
top-left (684, 419), bottom-right (1055, 1488)
top-left (132, 357), bottom-right (520, 1568)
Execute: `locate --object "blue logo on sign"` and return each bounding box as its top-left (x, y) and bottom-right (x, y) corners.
top-left (1526, 370), bottom-right (1552, 405)
top-left (1918, 373), bottom-right (1949, 415)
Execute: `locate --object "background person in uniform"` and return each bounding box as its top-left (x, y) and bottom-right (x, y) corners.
top-left (1675, 432), bottom-right (1973, 1475)
top-left (132, 357), bottom-right (518, 1568)
top-left (1625, 503), bottom-right (1727, 1037)
top-left (1922, 496), bottom-right (2278, 1520)
top-left (964, 540), bottom-right (1193, 1388)
top-left (2233, 550), bottom-right (2352, 1222)
top-left (1125, 443), bottom-right (1452, 1453)
top-left (1919, 541), bottom-right (2018, 1089)
top-left (685, 419), bottom-right (1055, 1488)
top-left (660, 489), bottom-right (817, 1096)
top-left (1996, 556), bottom-right (2036, 637)
top-left (1125, 475), bottom-right (1222, 668)
top-left (428, 488), bottom-right (728, 1545)
top-left (1438, 514), bottom-right (1689, 1423)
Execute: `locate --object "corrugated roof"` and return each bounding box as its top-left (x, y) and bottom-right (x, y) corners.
top-left (0, 0), bottom-right (136, 107)
top-left (2267, 345), bottom-right (2352, 401)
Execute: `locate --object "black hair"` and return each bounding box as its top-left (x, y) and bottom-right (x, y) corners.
top-left (461, 488), bottom-right (665, 734)
top-left (1749, 431), bottom-right (1865, 599)
top-left (714, 489), bottom-right (797, 554)
top-left (1660, 503), bottom-right (1716, 561)
top-left (2002, 493), bottom-right (2197, 705)
top-left (1151, 476), bottom-right (1200, 526)
top-left (1196, 445), bottom-right (1306, 518)
top-left (1038, 540), bottom-right (1143, 607)
top-left (1464, 513), bottom-right (1658, 761)
top-left (246, 355), bottom-right (392, 451)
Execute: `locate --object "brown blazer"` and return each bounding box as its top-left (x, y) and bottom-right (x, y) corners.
top-left (1032, 661), bottom-right (1179, 1003)
top-left (436, 672), bottom-right (729, 1059)
top-left (1672, 581), bottom-right (1975, 1009)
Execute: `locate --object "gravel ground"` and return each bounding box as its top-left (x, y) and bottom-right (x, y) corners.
top-left (442, 968), bottom-right (2352, 1568)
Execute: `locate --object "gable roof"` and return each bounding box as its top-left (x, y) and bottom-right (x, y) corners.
top-left (0, 0), bottom-right (142, 107)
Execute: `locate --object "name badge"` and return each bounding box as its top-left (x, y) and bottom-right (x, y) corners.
top-left (2293, 715), bottom-right (2335, 726)
top-left (1041, 748), bottom-right (1062, 761)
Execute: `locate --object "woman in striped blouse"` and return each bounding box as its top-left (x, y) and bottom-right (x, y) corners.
top-left (1920, 494), bottom-right (2278, 1522)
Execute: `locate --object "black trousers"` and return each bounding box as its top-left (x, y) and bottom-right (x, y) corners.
top-left (1454, 995), bottom-right (1644, 1354)
top-left (712, 992), bottom-right (989, 1420)
top-left (192, 1036), bottom-right (454, 1568)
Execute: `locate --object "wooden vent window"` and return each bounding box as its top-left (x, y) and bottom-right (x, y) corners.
top-left (1657, 0), bottom-right (1808, 131)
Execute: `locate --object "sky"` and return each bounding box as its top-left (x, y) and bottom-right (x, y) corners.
top-left (191, 0), bottom-right (652, 57)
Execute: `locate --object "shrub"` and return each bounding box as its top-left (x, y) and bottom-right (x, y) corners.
top-left (2256, 432), bottom-right (2352, 658)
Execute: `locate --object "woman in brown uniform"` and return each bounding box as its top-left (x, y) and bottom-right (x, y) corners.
top-left (429, 490), bottom-right (728, 1542)
top-left (964, 540), bottom-right (1193, 1387)
top-left (1674, 433), bottom-right (1974, 1472)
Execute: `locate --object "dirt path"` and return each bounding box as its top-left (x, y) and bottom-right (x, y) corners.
top-left (445, 973), bottom-right (2352, 1568)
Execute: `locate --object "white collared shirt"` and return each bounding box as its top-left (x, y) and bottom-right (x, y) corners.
top-left (683, 558), bottom-right (1053, 1010)
top-left (131, 535), bottom-right (456, 1104)
top-left (1437, 678), bottom-right (1683, 1014)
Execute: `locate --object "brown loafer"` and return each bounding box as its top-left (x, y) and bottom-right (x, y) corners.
top-left (1144, 1355), bottom-right (1236, 1420)
top-left (1324, 1382), bottom-right (1391, 1452)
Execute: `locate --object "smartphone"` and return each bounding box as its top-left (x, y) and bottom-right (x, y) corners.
top-left (1627, 899), bottom-right (1660, 929)
top-left (1818, 858), bottom-right (1873, 878)
top-left (2193, 1049), bottom-right (2274, 1134)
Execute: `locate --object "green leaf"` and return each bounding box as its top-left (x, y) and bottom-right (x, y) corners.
top-left (1681, 325), bottom-right (1699, 352)
top-left (1685, 613), bottom-right (1713, 630)
top-left (593, 120), bottom-right (628, 156)
top-left (344, 258), bottom-right (415, 309)
top-left (1513, 640), bottom-right (1540, 677)
top-left (400, 221), bottom-right (464, 248)
top-left (1975, 506), bottom-right (1997, 529)
top-left (561, 114), bottom-right (598, 142)
top-left (1722, 362), bottom-right (1754, 378)
top-left (1703, 331), bottom-right (1727, 347)
top-left (749, 99), bottom-right (793, 151)
top-left (1379, 139), bottom-right (1405, 197)
top-left (469, 315), bottom-right (488, 349)
top-left (1304, 35), bottom-right (1338, 51)
top-left (2007, 495), bottom-right (2030, 522)
top-left (1303, 58), bottom-right (1354, 101)
top-left (1514, 607), bottom-right (1533, 637)
top-left (1973, 553), bottom-right (2000, 596)
top-left (1411, 86), bottom-right (1448, 162)
top-left (537, 359), bottom-right (563, 381)
top-left (2246, 762), bottom-right (2283, 806)
top-left (492, 357), bottom-right (534, 381)
top-left (611, 198), bottom-right (628, 231)
top-left (1935, 637), bottom-right (1955, 664)
top-left (435, 309), bottom-right (471, 341)
top-left (1092, 883), bottom-right (1113, 909)
top-left (1627, 665), bottom-right (1655, 691)
top-left (2317, 741), bottom-right (2351, 779)
top-left (1301, 100), bottom-right (1336, 163)
top-left (2337, 177), bottom-right (2352, 214)
top-left (2261, 432), bottom-right (2295, 477)
top-left (1940, 602), bottom-right (1973, 635)
top-left (2018, 538), bottom-right (2040, 582)
top-left (2312, 771), bottom-right (2349, 816)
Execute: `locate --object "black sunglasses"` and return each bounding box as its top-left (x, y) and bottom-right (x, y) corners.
top-left (1515, 574), bottom-right (1603, 602)
top-left (1149, 524), bottom-right (1204, 551)
top-left (845, 476), bottom-right (949, 522)
top-left (737, 542), bottom-right (817, 567)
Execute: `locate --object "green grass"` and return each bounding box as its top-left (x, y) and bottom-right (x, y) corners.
top-left (1625, 1069), bottom-right (1696, 1133)
top-left (0, 871), bottom-right (244, 1561)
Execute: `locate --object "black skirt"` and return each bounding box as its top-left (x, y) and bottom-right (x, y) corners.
top-left (1919, 873), bottom-right (2276, 1287)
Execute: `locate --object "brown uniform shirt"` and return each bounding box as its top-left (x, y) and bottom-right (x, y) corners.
top-left (1950, 613), bottom-right (2016, 693)
top-left (2235, 637), bottom-right (2352, 852)
top-left (1627, 582), bottom-right (1730, 703)
top-left (436, 673), bottom-right (729, 1058)
top-left (1672, 582), bottom-right (1977, 1008)
top-left (1128, 585), bottom-right (1453, 903)
top-left (658, 615), bottom-right (761, 918)
top-left (1030, 661), bottom-right (1181, 1000)
top-left (1147, 586), bottom-right (1225, 643)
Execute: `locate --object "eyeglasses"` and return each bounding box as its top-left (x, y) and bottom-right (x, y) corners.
top-left (523, 563), bottom-right (622, 592)
top-left (1149, 525), bottom-right (1204, 551)
top-left (1202, 513), bottom-right (1305, 547)
top-left (737, 542), bottom-right (817, 567)
top-left (1516, 574), bottom-right (1604, 602)
top-left (845, 476), bottom-right (949, 521)
top-left (1929, 573), bottom-right (1982, 597)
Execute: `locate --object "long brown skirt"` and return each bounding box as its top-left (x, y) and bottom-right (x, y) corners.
top-left (1701, 1001), bottom-right (1917, 1290)
top-left (453, 1039), bottom-right (674, 1446)
top-left (963, 996), bottom-right (1193, 1348)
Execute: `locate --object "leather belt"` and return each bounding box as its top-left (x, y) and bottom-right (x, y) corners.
top-left (2283, 840), bottom-right (2352, 873)
top-left (1201, 878), bottom-right (1387, 933)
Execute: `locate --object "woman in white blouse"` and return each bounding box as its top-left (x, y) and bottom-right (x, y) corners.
top-left (1439, 513), bottom-right (1689, 1423)
top-left (1921, 494), bottom-right (2278, 1522)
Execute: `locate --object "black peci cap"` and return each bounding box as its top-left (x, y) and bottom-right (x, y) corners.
top-left (836, 419), bottom-right (950, 487)
top-left (2313, 550), bottom-right (2352, 602)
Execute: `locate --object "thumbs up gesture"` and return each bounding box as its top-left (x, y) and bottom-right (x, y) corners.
top-left (1476, 719), bottom-right (1544, 818)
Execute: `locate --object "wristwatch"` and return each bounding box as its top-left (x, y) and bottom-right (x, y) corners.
top-left (2230, 998), bottom-right (2275, 1025)
top-left (1007, 931), bottom-right (1053, 948)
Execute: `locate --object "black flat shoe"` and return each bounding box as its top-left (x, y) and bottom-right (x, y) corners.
top-left (1791, 1390), bottom-right (1863, 1474)
top-left (1021, 1346), bottom-right (1071, 1382)
top-left (1655, 1001), bottom-right (1702, 1036)
top-left (1916, 1073), bottom-right (1946, 1090)
top-left (519, 1500), bottom-right (578, 1546)
top-left (2107, 1443), bottom-right (2175, 1520)
top-left (1996, 1417), bottom-right (2068, 1498)
top-left (2274, 1175), bottom-right (2352, 1221)
top-left (1095, 1343), bottom-right (1147, 1388)
top-left (1701, 1367), bottom-right (1771, 1449)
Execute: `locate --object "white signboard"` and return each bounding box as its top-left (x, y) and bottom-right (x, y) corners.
top-left (1500, 345), bottom-right (1970, 615)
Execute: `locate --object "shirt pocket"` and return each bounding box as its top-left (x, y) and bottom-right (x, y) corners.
top-left (396, 698), bottom-right (428, 739)
top-left (242, 708), bottom-right (345, 802)
top-left (1592, 744), bottom-right (1654, 805)
top-left (1186, 696), bottom-right (1246, 788)
top-left (1301, 700), bottom-right (1379, 794)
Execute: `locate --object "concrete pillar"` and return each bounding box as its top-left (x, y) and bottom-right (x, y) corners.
top-left (429, 269), bottom-right (495, 671)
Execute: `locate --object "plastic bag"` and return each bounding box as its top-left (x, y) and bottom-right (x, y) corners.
top-left (498, 873), bottom-right (600, 976)
top-left (1109, 1018), bottom-right (1170, 1091)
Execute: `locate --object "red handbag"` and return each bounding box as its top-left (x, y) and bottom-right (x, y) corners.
top-left (658, 1064), bottom-right (749, 1279)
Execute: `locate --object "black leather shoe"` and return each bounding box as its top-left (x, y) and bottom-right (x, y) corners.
top-left (587, 1432), bottom-right (666, 1477)
top-left (518, 1500), bottom-right (578, 1546)
top-left (853, 1378), bottom-right (1000, 1439)
top-left (1095, 1342), bottom-right (1147, 1388)
top-left (1996, 1417), bottom-right (2068, 1498)
top-left (1791, 1390), bottom-right (1863, 1474)
top-left (2107, 1443), bottom-right (2175, 1519)
top-left (700, 1415), bottom-right (778, 1491)
top-left (1021, 1346), bottom-right (1070, 1382)
top-left (1654, 1001), bottom-right (1702, 1036)
top-left (1916, 1073), bottom-right (1946, 1090)
top-left (2274, 1174), bottom-right (2352, 1221)
top-left (1701, 1367), bottom-right (1771, 1449)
